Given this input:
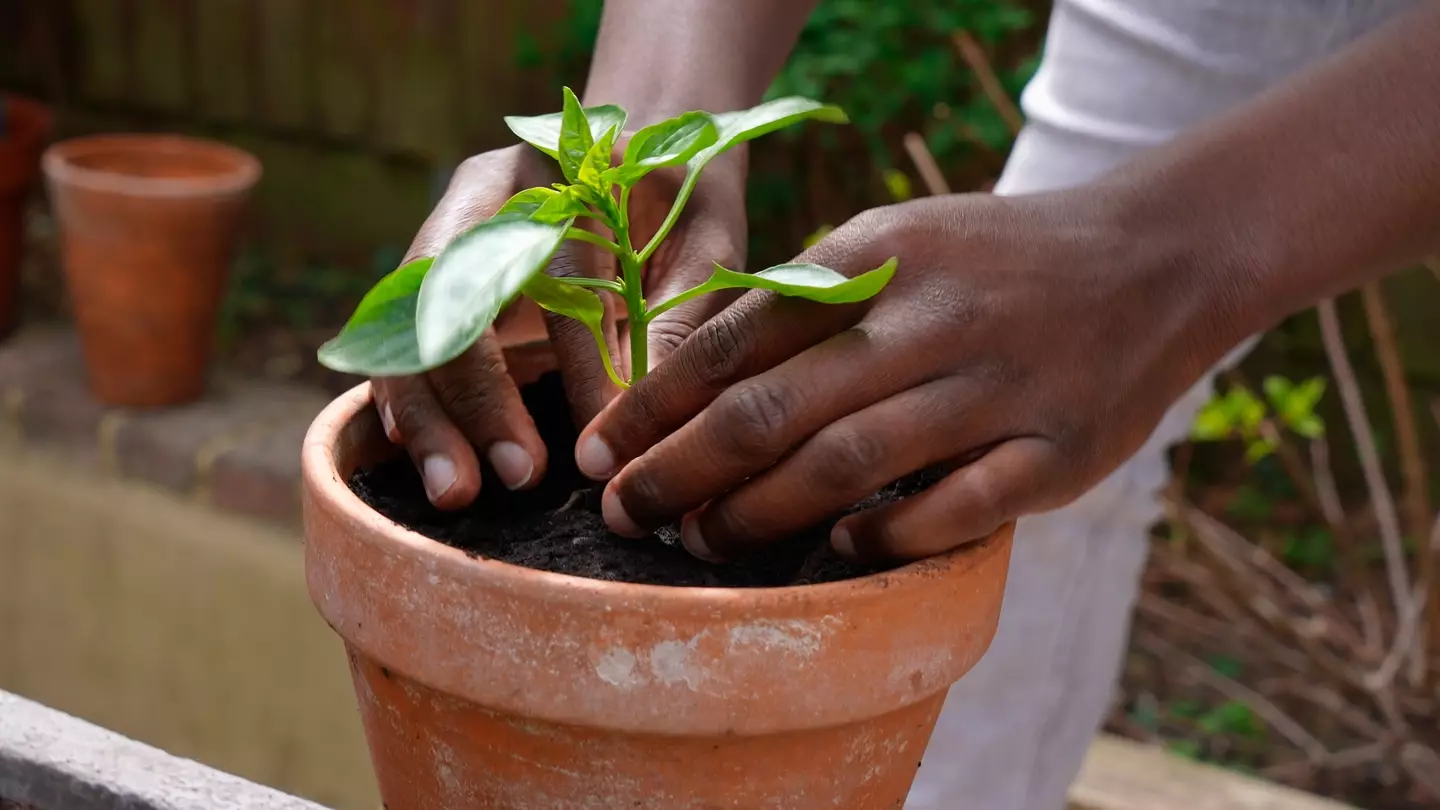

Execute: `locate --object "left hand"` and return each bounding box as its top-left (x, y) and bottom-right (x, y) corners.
top-left (573, 191), bottom-right (1249, 564)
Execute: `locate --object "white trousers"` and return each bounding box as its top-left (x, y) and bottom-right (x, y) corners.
top-left (907, 1), bottom-right (1417, 808)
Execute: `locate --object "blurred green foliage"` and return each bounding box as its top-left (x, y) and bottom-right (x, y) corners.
top-left (527, 0), bottom-right (1041, 169)
top-left (1191, 376), bottom-right (1327, 463)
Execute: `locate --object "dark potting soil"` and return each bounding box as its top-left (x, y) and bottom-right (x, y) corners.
top-left (351, 373), bottom-right (942, 588)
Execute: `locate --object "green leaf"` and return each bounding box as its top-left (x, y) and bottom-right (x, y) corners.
top-left (557, 87), bottom-right (594, 183)
top-left (504, 100), bottom-right (627, 161)
top-left (532, 186), bottom-right (592, 224)
top-left (714, 259), bottom-right (896, 303)
top-left (316, 258), bottom-right (432, 376)
top-left (522, 273), bottom-right (627, 389)
top-left (415, 214), bottom-right (570, 369)
top-left (692, 97), bottom-right (848, 168)
top-left (497, 187), bottom-right (558, 218)
top-left (577, 125), bottom-right (618, 192)
top-left (523, 272), bottom-right (605, 330)
top-left (610, 112), bottom-right (719, 185)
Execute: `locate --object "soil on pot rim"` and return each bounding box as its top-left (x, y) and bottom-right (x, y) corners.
top-left (350, 373), bottom-right (938, 587)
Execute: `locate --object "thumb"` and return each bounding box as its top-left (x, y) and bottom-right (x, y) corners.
top-left (642, 220), bottom-right (747, 371)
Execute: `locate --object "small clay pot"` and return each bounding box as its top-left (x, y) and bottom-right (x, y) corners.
top-left (303, 383), bottom-right (1013, 809)
top-left (0, 96), bottom-right (52, 340)
top-left (43, 134), bottom-right (260, 406)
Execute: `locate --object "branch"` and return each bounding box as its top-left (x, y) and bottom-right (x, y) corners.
top-left (1317, 299), bottom-right (1412, 620)
top-left (902, 132), bottom-right (952, 196)
top-left (952, 30), bottom-right (1024, 136)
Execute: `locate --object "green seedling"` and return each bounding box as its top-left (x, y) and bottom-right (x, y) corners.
top-left (318, 89), bottom-right (897, 386)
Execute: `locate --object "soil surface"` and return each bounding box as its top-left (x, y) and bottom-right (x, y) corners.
top-left (351, 373), bottom-right (935, 587)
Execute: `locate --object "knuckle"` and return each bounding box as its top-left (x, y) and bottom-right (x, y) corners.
top-left (646, 318), bottom-right (691, 358)
top-left (715, 381), bottom-right (795, 459)
top-left (808, 426), bottom-right (890, 492)
top-left (956, 463), bottom-right (1009, 531)
top-left (687, 313), bottom-right (753, 385)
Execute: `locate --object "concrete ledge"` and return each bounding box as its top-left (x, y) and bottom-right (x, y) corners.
top-left (0, 443), bottom-right (375, 809)
top-left (0, 691), bottom-right (329, 810)
top-left (1071, 736), bottom-right (1357, 810)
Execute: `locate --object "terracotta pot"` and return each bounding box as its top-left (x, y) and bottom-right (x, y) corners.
top-left (303, 382), bottom-right (1014, 809)
top-left (0, 96), bottom-right (52, 340)
top-left (43, 134), bottom-right (260, 406)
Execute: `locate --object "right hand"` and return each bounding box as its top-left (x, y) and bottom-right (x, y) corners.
top-left (373, 143), bottom-right (749, 509)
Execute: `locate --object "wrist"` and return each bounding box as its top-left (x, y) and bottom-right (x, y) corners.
top-left (1079, 180), bottom-right (1265, 380)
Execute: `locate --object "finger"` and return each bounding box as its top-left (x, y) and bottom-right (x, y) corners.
top-left (426, 330), bottom-right (547, 492)
top-left (576, 292), bottom-right (860, 482)
top-left (644, 217), bottom-right (746, 370)
top-left (544, 236), bottom-right (626, 427)
top-left (600, 324), bottom-right (927, 537)
top-left (833, 437), bottom-right (1067, 563)
top-left (375, 375), bottom-right (482, 510)
top-left (682, 377), bottom-right (995, 562)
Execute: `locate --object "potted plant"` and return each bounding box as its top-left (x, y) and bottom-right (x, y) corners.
top-left (43, 133), bottom-right (261, 407)
top-left (0, 95), bottom-right (51, 340)
top-left (304, 90), bottom-right (1014, 809)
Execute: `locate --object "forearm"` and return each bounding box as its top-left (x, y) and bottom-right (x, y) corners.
top-left (581, 0), bottom-right (820, 125)
top-left (1109, 2), bottom-right (1440, 352)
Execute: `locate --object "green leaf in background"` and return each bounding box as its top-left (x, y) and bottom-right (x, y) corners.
top-left (497, 187), bottom-right (559, 218)
top-left (611, 111), bottom-right (720, 185)
top-left (415, 215), bottom-right (569, 369)
top-left (316, 258), bottom-right (432, 376)
top-left (504, 100), bottom-right (627, 161)
top-left (557, 87), bottom-right (594, 183)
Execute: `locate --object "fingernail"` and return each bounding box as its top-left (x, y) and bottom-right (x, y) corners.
top-left (681, 513), bottom-right (724, 563)
top-left (422, 455), bottom-right (457, 502)
top-left (487, 442), bottom-right (534, 490)
top-left (831, 524), bottom-right (856, 559)
top-left (380, 402), bottom-right (399, 442)
top-left (601, 485), bottom-right (645, 538)
top-left (577, 435), bottom-right (617, 480)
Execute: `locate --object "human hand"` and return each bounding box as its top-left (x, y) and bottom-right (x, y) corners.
top-left (374, 143), bottom-right (748, 508)
top-left (576, 191), bottom-right (1248, 563)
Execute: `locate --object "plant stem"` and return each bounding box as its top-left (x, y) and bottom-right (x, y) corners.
top-left (613, 185), bottom-right (648, 383)
top-left (643, 282), bottom-right (713, 323)
top-left (639, 168), bottom-right (701, 265)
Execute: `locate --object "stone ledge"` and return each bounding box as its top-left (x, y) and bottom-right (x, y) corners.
top-left (0, 328), bottom-right (328, 530)
top-left (0, 325), bottom-right (558, 530)
top-left (1070, 736), bottom-right (1358, 810)
top-left (0, 691), bottom-right (329, 810)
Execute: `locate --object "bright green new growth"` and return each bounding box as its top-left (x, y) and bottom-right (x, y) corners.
top-left (317, 89), bottom-right (897, 387)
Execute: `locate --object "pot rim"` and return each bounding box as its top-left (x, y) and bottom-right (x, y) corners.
top-left (42, 133), bottom-right (260, 199)
top-left (305, 380), bottom-right (994, 606)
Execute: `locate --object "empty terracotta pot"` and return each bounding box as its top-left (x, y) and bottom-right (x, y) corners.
top-left (44, 134), bottom-right (260, 406)
top-left (0, 96), bottom-right (52, 339)
top-left (303, 382), bottom-right (1014, 809)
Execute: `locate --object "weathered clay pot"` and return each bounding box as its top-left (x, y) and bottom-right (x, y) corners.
top-left (303, 383), bottom-right (1013, 809)
top-left (43, 134), bottom-right (260, 406)
top-left (0, 96), bottom-right (52, 339)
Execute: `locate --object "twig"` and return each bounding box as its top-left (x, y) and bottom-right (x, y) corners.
top-left (1317, 299), bottom-right (1411, 620)
top-left (1137, 594), bottom-right (1311, 673)
top-left (1400, 742), bottom-right (1440, 798)
top-left (902, 132), bottom-right (951, 196)
top-left (1135, 628), bottom-right (1330, 763)
top-left (951, 30), bottom-right (1024, 136)
top-left (1361, 285), bottom-right (1431, 687)
top-left (1361, 285), bottom-right (1431, 544)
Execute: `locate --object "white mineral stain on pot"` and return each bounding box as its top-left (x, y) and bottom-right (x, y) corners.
top-left (726, 618), bottom-right (831, 657)
top-left (594, 647), bottom-right (641, 688)
top-left (649, 639), bottom-right (703, 689)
